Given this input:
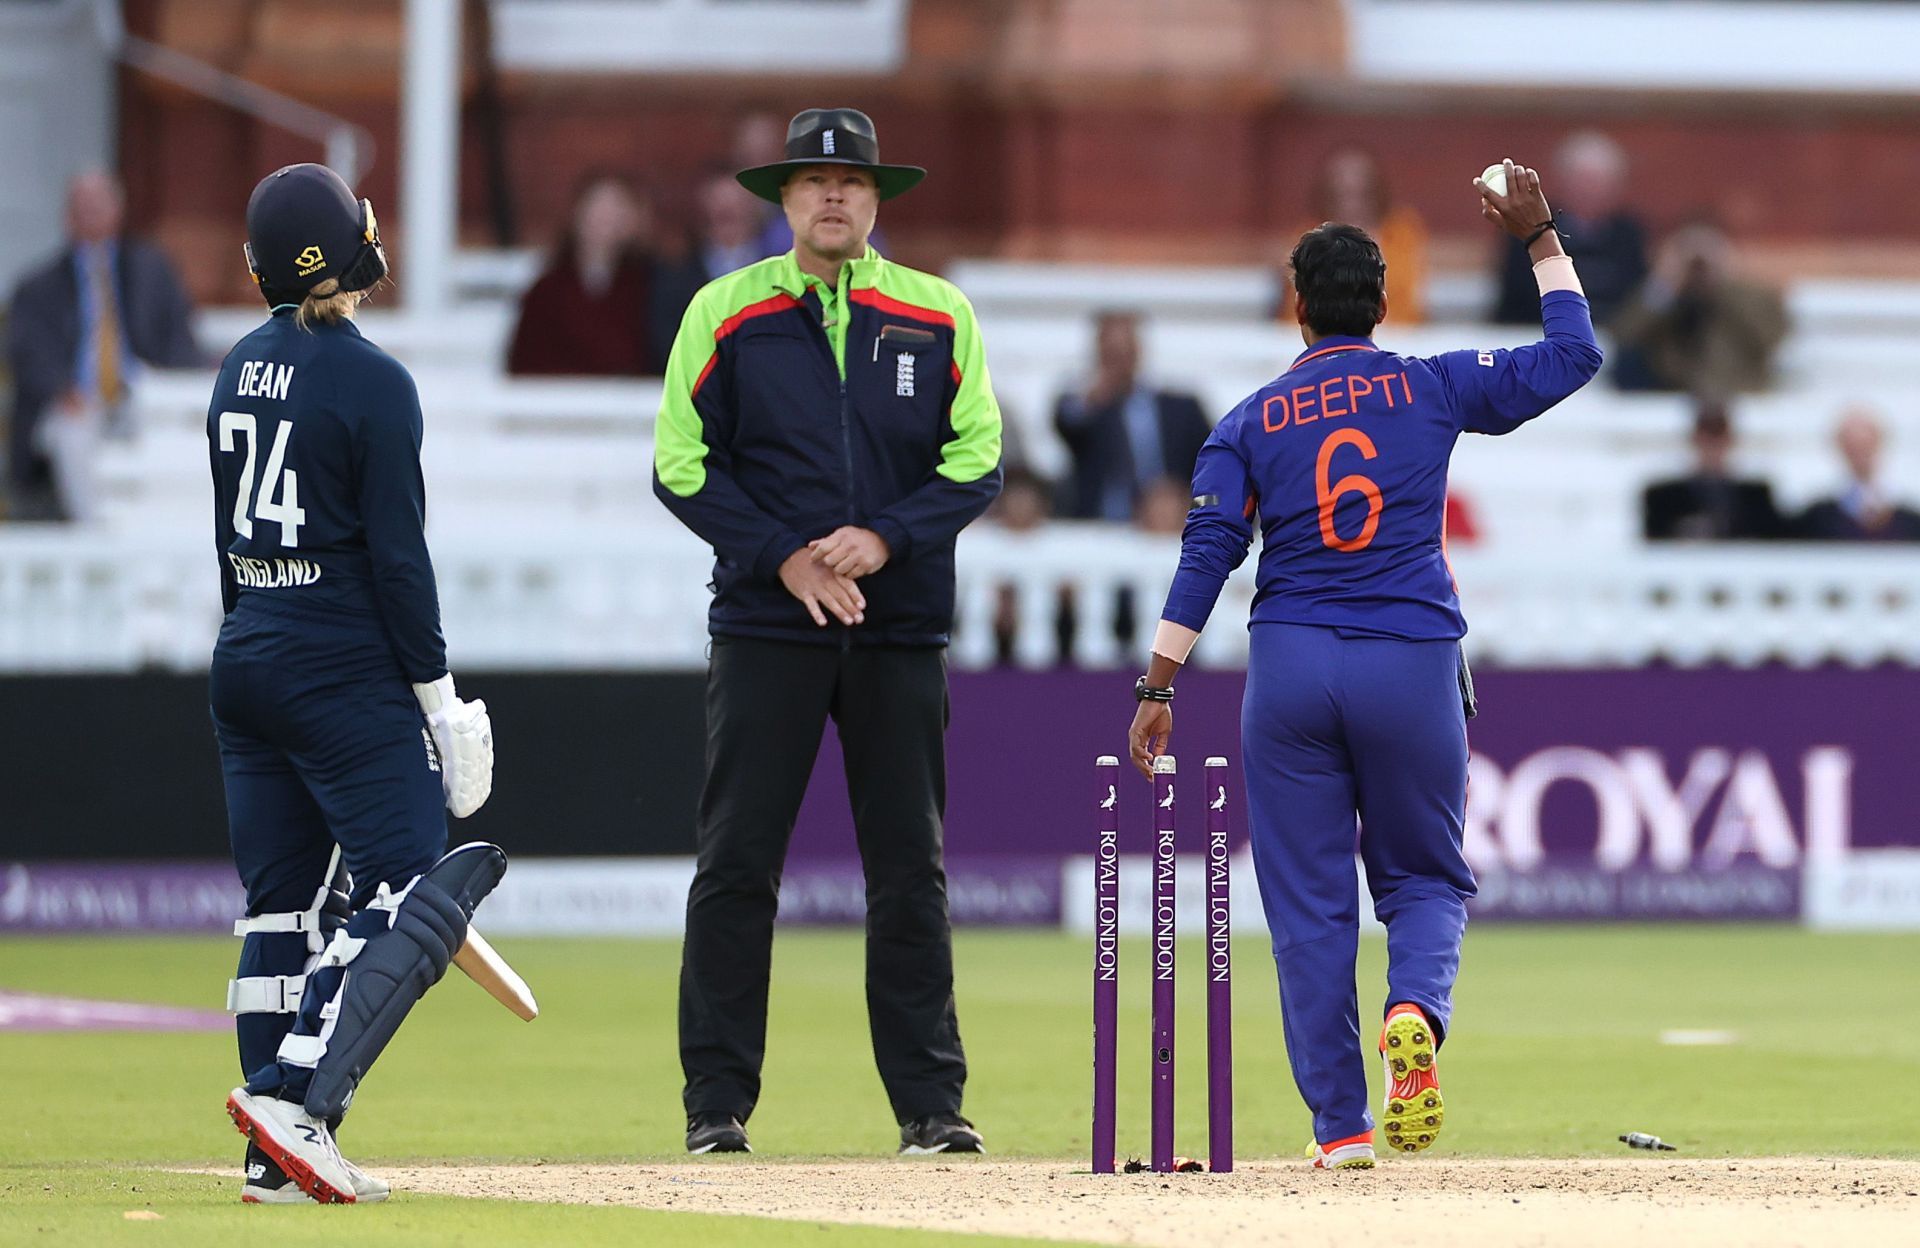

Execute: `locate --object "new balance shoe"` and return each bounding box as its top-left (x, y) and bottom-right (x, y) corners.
top-left (241, 1139), bottom-right (388, 1203)
top-left (685, 1112), bottom-right (751, 1154)
top-left (339, 1156), bottom-right (390, 1202)
top-left (1305, 1131), bottom-right (1377, 1169)
top-left (226, 1088), bottom-right (357, 1204)
top-left (240, 1141), bottom-right (309, 1204)
top-left (899, 1113), bottom-right (984, 1155)
top-left (1380, 1002), bottom-right (1445, 1154)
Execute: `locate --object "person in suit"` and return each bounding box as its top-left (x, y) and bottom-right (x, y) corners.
top-left (1642, 401), bottom-right (1783, 540)
top-left (1053, 310), bottom-right (1211, 521)
top-left (1795, 406), bottom-right (1920, 541)
top-left (7, 170), bottom-right (201, 520)
top-left (1491, 131), bottom-right (1647, 329)
top-left (649, 170), bottom-right (776, 369)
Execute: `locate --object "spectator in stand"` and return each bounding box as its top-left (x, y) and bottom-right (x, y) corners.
top-left (1109, 477), bottom-right (1199, 654)
top-left (1795, 406), bottom-right (1920, 541)
top-left (650, 170), bottom-right (774, 367)
top-left (1133, 476), bottom-right (1192, 537)
top-left (1612, 220), bottom-right (1788, 396)
top-left (1280, 146), bottom-right (1428, 324)
top-left (506, 171), bottom-right (658, 376)
top-left (734, 111), bottom-right (800, 257)
top-left (1492, 131), bottom-right (1647, 327)
top-left (7, 170), bottom-right (201, 521)
top-left (982, 468), bottom-right (1069, 665)
top-left (1054, 310), bottom-right (1211, 522)
top-left (1641, 401), bottom-right (1784, 541)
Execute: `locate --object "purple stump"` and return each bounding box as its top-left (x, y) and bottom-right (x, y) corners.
top-left (1150, 754), bottom-right (1177, 1173)
top-left (1092, 754), bottom-right (1121, 1174)
top-left (1204, 756), bottom-right (1233, 1173)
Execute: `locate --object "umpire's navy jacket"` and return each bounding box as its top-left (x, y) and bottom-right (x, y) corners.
top-left (652, 248), bottom-right (1002, 647)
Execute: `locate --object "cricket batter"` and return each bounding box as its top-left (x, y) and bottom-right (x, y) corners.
top-left (1126, 162), bottom-right (1602, 1168)
top-left (209, 164), bottom-right (500, 1202)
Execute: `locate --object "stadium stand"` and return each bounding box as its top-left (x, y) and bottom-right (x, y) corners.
top-left (9, 0), bottom-right (1920, 675)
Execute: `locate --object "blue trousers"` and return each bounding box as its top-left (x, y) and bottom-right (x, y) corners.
top-left (210, 600), bottom-right (446, 1103)
top-left (1241, 622), bottom-right (1475, 1145)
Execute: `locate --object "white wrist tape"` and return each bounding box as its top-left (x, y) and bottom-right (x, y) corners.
top-left (1151, 619), bottom-right (1200, 664)
top-left (1532, 255), bottom-right (1583, 296)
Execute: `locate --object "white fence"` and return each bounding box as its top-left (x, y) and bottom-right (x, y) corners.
top-left (3, 524), bottom-right (1917, 673)
top-left (18, 270), bottom-right (1920, 675)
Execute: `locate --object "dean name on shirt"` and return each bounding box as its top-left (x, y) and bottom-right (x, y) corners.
top-left (236, 360), bottom-right (296, 402)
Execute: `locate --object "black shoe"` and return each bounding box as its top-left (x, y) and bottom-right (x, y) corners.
top-left (686, 1111), bottom-right (751, 1154)
top-left (240, 1140), bottom-right (307, 1203)
top-left (899, 1113), bottom-right (984, 1155)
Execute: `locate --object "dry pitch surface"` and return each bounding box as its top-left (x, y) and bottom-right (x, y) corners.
top-left (383, 1157), bottom-right (1919, 1247)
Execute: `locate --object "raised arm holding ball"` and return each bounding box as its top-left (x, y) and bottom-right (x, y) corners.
top-left (1126, 158), bottom-right (1602, 1169)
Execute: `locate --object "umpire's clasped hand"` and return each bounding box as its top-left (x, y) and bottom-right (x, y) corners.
top-left (779, 547), bottom-right (867, 627)
top-left (809, 525), bottom-right (891, 578)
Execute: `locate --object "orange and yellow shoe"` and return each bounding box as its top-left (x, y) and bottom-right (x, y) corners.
top-left (1380, 1003), bottom-right (1445, 1154)
top-left (1303, 1131), bottom-right (1376, 1169)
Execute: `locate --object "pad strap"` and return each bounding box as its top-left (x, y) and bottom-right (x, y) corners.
top-left (316, 928), bottom-right (368, 969)
top-left (226, 974), bottom-right (307, 1014)
top-left (233, 911), bottom-right (322, 937)
top-left (232, 845), bottom-right (349, 953)
top-left (277, 1034), bottom-right (328, 1067)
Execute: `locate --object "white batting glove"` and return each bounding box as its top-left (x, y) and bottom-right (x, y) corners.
top-left (413, 673), bottom-right (494, 818)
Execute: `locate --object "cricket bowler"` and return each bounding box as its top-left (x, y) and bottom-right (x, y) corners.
top-left (1126, 161), bottom-right (1603, 1168)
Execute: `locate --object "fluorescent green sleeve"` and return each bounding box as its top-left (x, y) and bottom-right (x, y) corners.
top-left (654, 292), bottom-right (724, 498)
top-left (939, 292), bottom-right (1002, 483)
top-left (650, 284), bottom-right (807, 579)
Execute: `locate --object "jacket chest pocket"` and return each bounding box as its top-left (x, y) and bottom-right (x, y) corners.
top-left (857, 326), bottom-right (949, 454)
top-left (733, 321), bottom-right (836, 442)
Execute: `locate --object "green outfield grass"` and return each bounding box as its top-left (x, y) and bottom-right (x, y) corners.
top-left (2, 926), bottom-right (1914, 1243)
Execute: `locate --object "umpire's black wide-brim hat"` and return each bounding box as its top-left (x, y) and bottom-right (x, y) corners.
top-left (735, 107), bottom-right (926, 203)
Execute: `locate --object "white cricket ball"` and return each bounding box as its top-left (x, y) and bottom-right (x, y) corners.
top-left (1480, 162), bottom-right (1509, 198)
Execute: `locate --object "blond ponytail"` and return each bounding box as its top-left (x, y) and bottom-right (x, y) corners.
top-left (294, 277), bottom-right (363, 331)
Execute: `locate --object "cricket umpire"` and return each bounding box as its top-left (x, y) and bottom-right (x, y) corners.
top-left (654, 108), bottom-right (1001, 1155)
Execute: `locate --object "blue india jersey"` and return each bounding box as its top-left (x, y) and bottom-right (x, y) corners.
top-left (1162, 290), bottom-right (1602, 641)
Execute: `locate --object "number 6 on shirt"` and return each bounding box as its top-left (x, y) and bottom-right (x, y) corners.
top-left (1316, 427), bottom-right (1382, 553)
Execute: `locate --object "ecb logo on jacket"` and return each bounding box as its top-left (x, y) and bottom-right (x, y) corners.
top-left (895, 351), bottom-right (915, 397)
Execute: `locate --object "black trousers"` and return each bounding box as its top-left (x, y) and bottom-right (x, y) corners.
top-left (678, 636), bottom-right (967, 1125)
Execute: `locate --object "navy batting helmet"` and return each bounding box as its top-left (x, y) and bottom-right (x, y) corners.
top-left (244, 164), bottom-right (388, 305)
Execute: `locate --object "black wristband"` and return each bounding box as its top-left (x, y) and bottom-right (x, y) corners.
top-left (1523, 217), bottom-right (1561, 249)
top-left (1134, 676), bottom-right (1175, 704)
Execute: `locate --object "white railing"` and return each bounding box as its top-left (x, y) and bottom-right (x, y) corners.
top-left (3, 526), bottom-right (1917, 674)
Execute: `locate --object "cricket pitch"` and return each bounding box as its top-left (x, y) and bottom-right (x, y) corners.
top-left (380, 1156), bottom-right (1920, 1246)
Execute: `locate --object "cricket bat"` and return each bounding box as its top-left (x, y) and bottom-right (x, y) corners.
top-left (451, 926), bottom-right (539, 1021)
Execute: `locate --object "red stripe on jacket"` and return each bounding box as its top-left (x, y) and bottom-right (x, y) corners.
top-left (850, 287), bottom-right (956, 329)
top-left (691, 293), bottom-right (804, 397)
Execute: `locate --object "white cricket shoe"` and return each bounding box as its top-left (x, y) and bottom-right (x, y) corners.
top-left (1305, 1132), bottom-right (1378, 1169)
top-left (241, 1139), bottom-right (390, 1204)
top-left (340, 1156), bottom-right (391, 1202)
top-left (226, 1088), bottom-right (358, 1204)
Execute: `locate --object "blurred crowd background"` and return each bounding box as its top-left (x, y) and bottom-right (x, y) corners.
top-left (4, 1), bottom-right (1920, 904)
top-left (7, 2), bottom-right (1920, 675)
